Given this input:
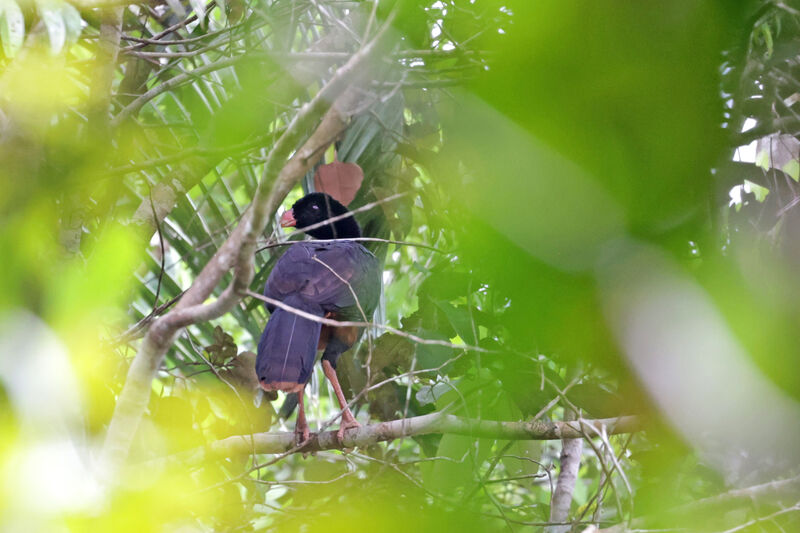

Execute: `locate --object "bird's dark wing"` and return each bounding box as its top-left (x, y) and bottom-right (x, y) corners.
top-left (264, 241), bottom-right (380, 318)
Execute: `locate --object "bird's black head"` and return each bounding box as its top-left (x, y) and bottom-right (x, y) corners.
top-left (280, 192), bottom-right (361, 239)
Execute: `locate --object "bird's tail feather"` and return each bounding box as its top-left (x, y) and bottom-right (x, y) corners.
top-left (255, 295), bottom-right (322, 391)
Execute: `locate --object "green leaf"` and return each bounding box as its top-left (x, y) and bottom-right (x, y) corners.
top-left (755, 149), bottom-right (770, 170)
top-left (214, 0), bottom-right (227, 27)
top-left (414, 329), bottom-right (455, 371)
top-left (745, 180), bottom-right (770, 202)
top-left (759, 23), bottom-right (773, 58)
top-left (421, 433), bottom-right (493, 493)
top-left (433, 300), bottom-right (476, 344)
top-left (0, 0), bottom-right (25, 58)
top-left (189, 0), bottom-right (207, 26)
top-left (415, 381), bottom-right (451, 406)
top-left (370, 333), bottom-right (414, 374)
top-left (36, 0), bottom-right (66, 54)
top-left (58, 0), bottom-right (82, 45)
top-left (782, 159), bottom-right (799, 182)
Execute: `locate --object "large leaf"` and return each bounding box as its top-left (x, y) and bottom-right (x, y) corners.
top-left (0, 0), bottom-right (24, 57)
top-left (59, 0), bottom-right (82, 45)
top-left (314, 161), bottom-right (364, 206)
top-left (190, 0), bottom-right (207, 26)
top-left (35, 0), bottom-right (66, 54)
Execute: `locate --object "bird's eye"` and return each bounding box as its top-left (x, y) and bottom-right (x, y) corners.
top-left (311, 204), bottom-right (320, 210)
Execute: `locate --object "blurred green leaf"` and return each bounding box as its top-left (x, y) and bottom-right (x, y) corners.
top-left (35, 0), bottom-right (66, 54)
top-left (0, 0), bottom-right (24, 57)
top-left (190, 0), bottom-right (207, 26)
top-left (58, 0), bottom-right (82, 45)
top-left (415, 329), bottom-right (455, 371)
top-left (165, 0), bottom-right (187, 18)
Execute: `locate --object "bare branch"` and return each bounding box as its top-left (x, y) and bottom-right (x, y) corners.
top-left (547, 409), bottom-right (584, 533)
top-left (719, 503), bottom-right (800, 533)
top-left (256, 236), bottom-right (448, 255)
top-left (88, 7), bottom-right (123, 136)
top-left (169, 414), bottom-right (642, 462)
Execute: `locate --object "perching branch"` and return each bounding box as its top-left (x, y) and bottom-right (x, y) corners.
top-left (178, 414), bottom-right (642, 461)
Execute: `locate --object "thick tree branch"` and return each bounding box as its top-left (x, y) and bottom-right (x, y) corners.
top-left (89, 7), bottom-right (123, 136)
top-left (175, 414), bottom-right (642, 462)
top-left (59, 7), bottom-right (124, 255)
top-left (547, 409), bottom-right (584, 533)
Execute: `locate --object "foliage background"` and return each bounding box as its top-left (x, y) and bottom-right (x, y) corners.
top-left (1, 0), bottom-right (799, 531)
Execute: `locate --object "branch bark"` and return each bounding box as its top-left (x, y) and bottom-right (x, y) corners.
top-left (59, 7), bottom-right (124, 255)
top-left (89, 7), bottom-right (123, 137)
top-left (547, 409), bottom-right (585, 533)
top-left (169, 414), bottom-right (641, 463)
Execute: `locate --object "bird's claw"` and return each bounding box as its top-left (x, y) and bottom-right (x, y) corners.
top-left (336, 417), bottom-right (361, 446)
top-left (295, 423), bottom-right (311, 448)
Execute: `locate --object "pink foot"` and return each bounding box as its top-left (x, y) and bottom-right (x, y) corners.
top-left (295, 421), bottom-right (311, 447)
top-left (336, 416), bottom-right (361, 445)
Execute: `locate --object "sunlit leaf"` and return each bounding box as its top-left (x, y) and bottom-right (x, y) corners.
top-left (0, 0), bottom-right (24, 57)
top-left (759, 23), bottom-right (773, 58)
top-left (189, 0), bottom-right (207, 26)
top-left (35, 0), bottom-right (66, 54)
top-left (744, 179), bottom-right (770, 202)
top-left (58, 0), bottom-right (82, 45)
top-left (782, 159), bottom-right (799, 181)
top-left (755, 148), bottom-right (770, 170)
top-left (314, 161), bottom-right (364, 206)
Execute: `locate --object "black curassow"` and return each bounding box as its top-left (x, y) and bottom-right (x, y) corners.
top-left (256, 192), bottom-right (380, 444)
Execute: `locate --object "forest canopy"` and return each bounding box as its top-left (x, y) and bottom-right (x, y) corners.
top-left (1, 1), bottom-right (799, 532)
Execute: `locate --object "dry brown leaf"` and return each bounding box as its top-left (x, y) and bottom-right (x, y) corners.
top-left (314, 161), bottom-right (364, 206)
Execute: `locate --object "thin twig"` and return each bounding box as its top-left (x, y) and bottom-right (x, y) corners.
top-left (147, 190), bottom-right (167, 314)
top-left (246, 290), bottom-right (489, 352)
top-left (283, 192), bottom-right (407, 239)
top-left (256, 236), bottom-right (447, 255)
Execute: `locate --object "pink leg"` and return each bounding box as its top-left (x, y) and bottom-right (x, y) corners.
top-left (322, 359), bottom-right (361, 443)
top-left (295, 384), bottom-right (310, 446)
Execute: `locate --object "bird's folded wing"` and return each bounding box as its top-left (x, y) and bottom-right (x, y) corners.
top-left (264, 241), bottom-right (378, 312)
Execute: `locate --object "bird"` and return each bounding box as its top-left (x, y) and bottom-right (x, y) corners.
top-left (255, 192), bottom-right (381, 445)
